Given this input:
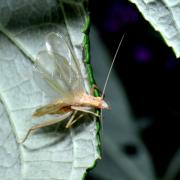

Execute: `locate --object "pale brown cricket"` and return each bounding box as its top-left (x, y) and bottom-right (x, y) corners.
top-left (21, 32), bottom-right (124, 143)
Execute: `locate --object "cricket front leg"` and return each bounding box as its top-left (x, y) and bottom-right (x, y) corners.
top-left (65, 111), bottom-right (77, 128)
top-left (65, 106), bottom-right (99, 128)
top-left (71, 106), bottom-right (100, 117)
top-left (66, 114), bottom-right (84, 128)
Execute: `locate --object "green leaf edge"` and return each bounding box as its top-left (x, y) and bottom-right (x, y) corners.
top-left (82, 14), bottom-right (102, 180)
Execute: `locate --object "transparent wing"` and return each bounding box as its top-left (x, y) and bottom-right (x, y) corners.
top-left (46, 32), bottom-right (82, 78)
top-left (52, 53), bottom-right (85, 95)
top-left (34, 50), bottom-right (85, 98)
top-left (33, 68), bottom-right (60, 100)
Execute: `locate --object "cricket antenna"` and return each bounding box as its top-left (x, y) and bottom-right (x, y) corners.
top-left (102, 33), bottom-right (125, 98)
top-left (99, 34), bottom-right (125, 155)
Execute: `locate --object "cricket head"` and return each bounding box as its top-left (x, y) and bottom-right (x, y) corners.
top-left (87, 95), bottom-right (109, 109)
top-left (99, 98), bottom-right (109, 109)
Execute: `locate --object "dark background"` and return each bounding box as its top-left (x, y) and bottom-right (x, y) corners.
top-left (88, 0), bottom-right (180, 179)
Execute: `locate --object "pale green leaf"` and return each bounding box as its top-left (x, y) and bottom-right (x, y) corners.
top-left (129, 0), bottom-right (180, 58)
top-left (0, 0), bottom-right (99, 179)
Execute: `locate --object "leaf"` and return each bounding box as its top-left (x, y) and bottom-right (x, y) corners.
top-left (0, 0), bottom-right (100, 179)
top-left (129, 0), bottom-right (180, 58)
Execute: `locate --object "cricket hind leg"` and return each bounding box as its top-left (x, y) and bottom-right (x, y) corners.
top-left (20, 117), bottom-right (69, 143)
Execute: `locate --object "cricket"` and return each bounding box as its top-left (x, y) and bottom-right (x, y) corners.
top-left (21, 32), bottom-right (124, 143)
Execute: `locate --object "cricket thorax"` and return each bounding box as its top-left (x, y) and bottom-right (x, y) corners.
top-left (72, 92), bottom-right (109, 109)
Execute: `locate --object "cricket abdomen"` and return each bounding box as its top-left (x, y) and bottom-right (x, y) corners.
top-left (33, 100), bottom-right (71, 117)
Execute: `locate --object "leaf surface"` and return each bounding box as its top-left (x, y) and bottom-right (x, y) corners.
top-left (0, 0), bottom-right (99, 179)
top-left (129, 0), bottom-right (180, 57)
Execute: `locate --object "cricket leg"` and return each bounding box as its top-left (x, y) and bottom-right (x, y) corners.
top-left (65, 111), bottom-right (78, 128)
top-left (71, 106), bottom-right (100, 117)
top-left (66, 114), bottom-right (84, 128)
top-left (20, 118), bottom-right (68, 143)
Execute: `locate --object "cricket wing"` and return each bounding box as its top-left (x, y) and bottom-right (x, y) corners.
top-left (34, 50), bottom-right (79, 98)
top-left (46, 32), bottom-right (85, 94)
top-left (46, 32), bottom-right (81, 74)
top-left (33, 66), bottom-right (61, 99)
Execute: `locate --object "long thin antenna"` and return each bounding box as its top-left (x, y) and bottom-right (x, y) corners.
top-left (102, 33), bottom-right (125, 98)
